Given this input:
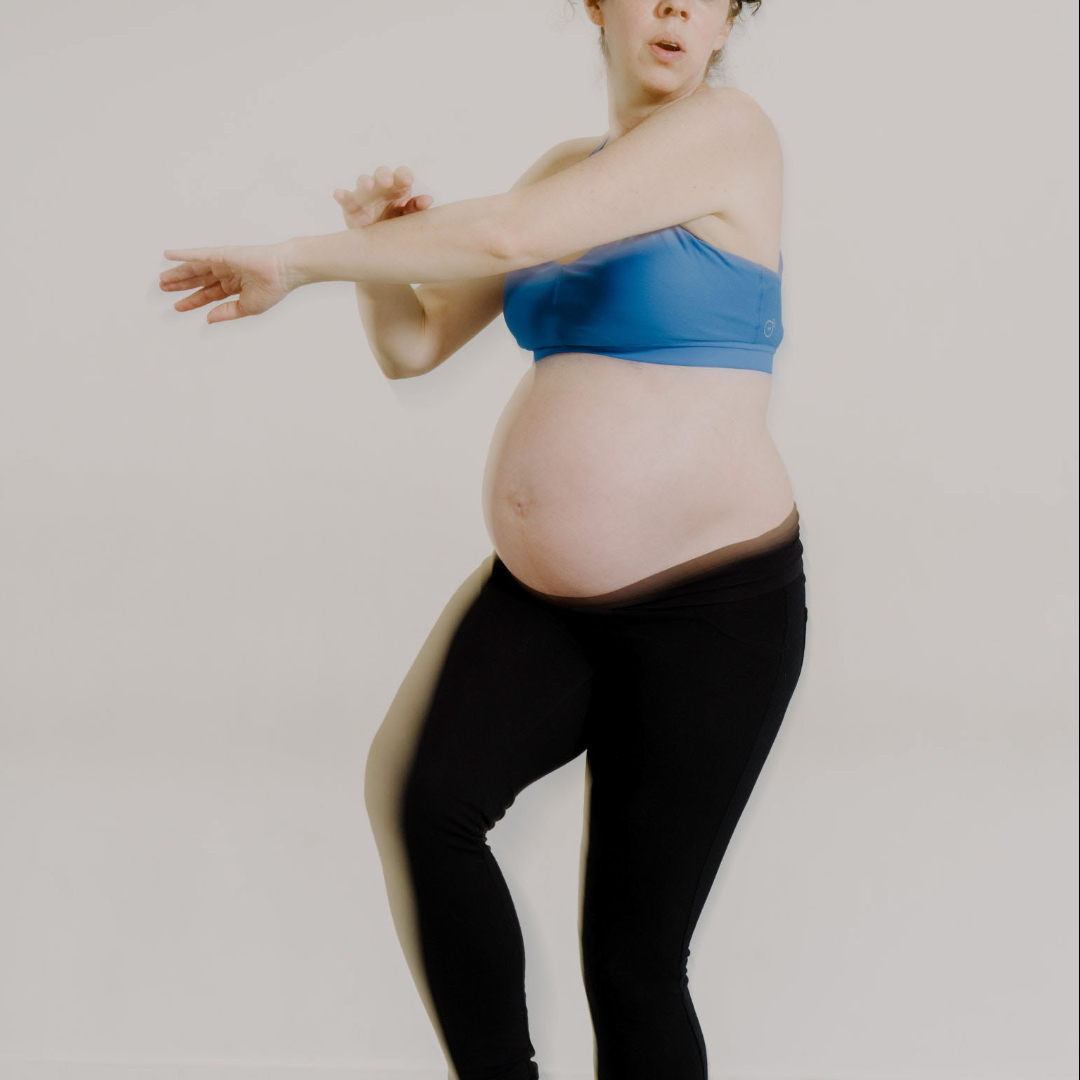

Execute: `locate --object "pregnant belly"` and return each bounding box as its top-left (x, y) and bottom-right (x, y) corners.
top-left (481, 352), bottom-right (796, 597)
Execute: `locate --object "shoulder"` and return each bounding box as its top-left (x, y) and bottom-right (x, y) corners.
top-left (706, 86), bottom-right (778, 141)
top-left (702, 86), bottom-right (782, 179)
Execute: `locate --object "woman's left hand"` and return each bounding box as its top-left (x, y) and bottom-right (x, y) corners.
top-left (159, 242), bottom-right (293, 324)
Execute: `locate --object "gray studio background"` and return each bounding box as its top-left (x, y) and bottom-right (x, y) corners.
top-left (1, 0), bottom-right (1077, 1078)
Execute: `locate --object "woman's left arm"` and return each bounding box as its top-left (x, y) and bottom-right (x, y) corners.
top-left (284, 191), bottom-right (511, 288)
top-left (160, 87), bottom-right (763, 322)
top-left (285, 85), bottom-right (767, 286)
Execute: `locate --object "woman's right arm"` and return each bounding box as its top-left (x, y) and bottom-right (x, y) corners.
top-left (352, 277), bottom-right (432, 380)
top-left (343, 138), bottom-right (590, 380)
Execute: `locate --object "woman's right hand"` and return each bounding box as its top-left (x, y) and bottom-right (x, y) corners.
top-left (333, 164), bottom-right (434, 230)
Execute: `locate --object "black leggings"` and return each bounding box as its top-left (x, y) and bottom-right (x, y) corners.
top-left (400, 519), bottom-right (808, 1079)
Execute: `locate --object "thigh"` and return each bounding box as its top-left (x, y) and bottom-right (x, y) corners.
top-left (404, 561), bottom-right (596, 828)
top-left (580, 579), bottom-right (807, 965)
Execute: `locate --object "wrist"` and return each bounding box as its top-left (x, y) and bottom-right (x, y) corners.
top-left (283, 228), bottom-right (370, 289)
top-left (281, 235), bottom-right (314, 291)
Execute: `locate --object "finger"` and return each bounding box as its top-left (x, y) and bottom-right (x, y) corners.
top-left (160, 270), bottom-right (217, 291)
top-left (160, 260), bottom-right (214, 284)
top-left (173, 282), bottom-right (227, 311)
top-left (399, 194), bottom-right (432, 215)
top-left (207, 299), bottom-right (243, 324)
top-left (163, 248), bottom-right (213, 264)
top-left (160, 264), bottom-right (200, 284)
top-left (374, 164), bottom-right (412, 196)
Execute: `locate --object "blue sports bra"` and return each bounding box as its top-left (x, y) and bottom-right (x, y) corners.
top-left (503, 136), bottom-right (783, 373)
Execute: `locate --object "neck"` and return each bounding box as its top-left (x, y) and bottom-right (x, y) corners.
top-left (602, 82), bottom-right (707, 146)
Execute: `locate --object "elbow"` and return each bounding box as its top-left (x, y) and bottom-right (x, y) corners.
top-left (379, 358), bottom-right (426, 381)
top-left (377, 348), bottom-right (439, 380)
top-left (373, 350), bottom-right (417, 380)
top-left (487, 192), bottom-right (527, 270)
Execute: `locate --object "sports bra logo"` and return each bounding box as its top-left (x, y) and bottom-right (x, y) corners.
top-left (763, 319), bottom-right (776, 338)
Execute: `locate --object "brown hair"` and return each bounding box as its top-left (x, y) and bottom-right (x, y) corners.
top-left (576, 0), bottom-right (764, 85)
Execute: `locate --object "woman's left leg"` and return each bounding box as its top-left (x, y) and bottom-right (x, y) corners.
top-left (576, 576), bottom-right (807, 1079)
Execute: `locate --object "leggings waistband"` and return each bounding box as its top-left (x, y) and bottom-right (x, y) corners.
top-left (491, 504), bottom-right (805, 614)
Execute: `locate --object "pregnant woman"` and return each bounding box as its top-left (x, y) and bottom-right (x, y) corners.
top-left (159, 1), bottom-right (806, 1076)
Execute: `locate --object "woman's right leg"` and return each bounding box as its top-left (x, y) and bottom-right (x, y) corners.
top-left (399, 555), bottom-right (595, 1080)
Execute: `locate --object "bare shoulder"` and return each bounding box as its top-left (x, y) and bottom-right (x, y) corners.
top-left (708, 85), bottom-right (780, 144)
top-left (680, 88), bottom-right (781, 266)
top-left (702, 85), bottom-right (783, 200)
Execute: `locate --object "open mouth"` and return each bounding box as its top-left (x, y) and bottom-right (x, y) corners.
top-left (650, 39), bottom-right (684, 59)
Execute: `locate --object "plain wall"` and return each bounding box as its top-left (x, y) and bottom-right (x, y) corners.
top-left (0, 0), bottom-right (1076, 1077)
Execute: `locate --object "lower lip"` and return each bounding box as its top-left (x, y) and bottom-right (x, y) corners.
top-left (649, 42), bottom-right (684, 62)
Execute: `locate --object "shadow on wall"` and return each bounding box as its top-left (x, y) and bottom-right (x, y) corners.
top-left (363, 552), bottom-right (511, 1079)
top-left (363, 548), bottom-right (599, 1077)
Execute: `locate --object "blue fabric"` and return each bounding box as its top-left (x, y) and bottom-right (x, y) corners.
top-left (503, 137), bottom-right (784, 372)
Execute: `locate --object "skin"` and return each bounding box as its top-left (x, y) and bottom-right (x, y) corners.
top-left (158, 14), bottom-right (790, 1074)
top-left (587, 0), bottom-right (733, 116)
top-left (482, 0), bottom-right (795, 596)
top-left (160, 0), bottom-right (794, 598)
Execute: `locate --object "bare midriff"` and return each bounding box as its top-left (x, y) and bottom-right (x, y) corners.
top-left (484, 113), bottom-right (795, 601)
top-left (481, 349), bottom-right (798, 599)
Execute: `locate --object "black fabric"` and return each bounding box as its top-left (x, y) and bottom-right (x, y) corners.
top-left (400, 532), bottom-right (808, 1079)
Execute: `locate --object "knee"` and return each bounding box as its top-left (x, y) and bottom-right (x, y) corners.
top-left (399, 762), bottom-right (492, 856)
top-left (581, 914), bottom-right (685, 1008)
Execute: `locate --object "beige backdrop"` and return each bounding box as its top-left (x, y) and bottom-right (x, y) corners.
top-left (1, 0), bottom-right (1077, 1078)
